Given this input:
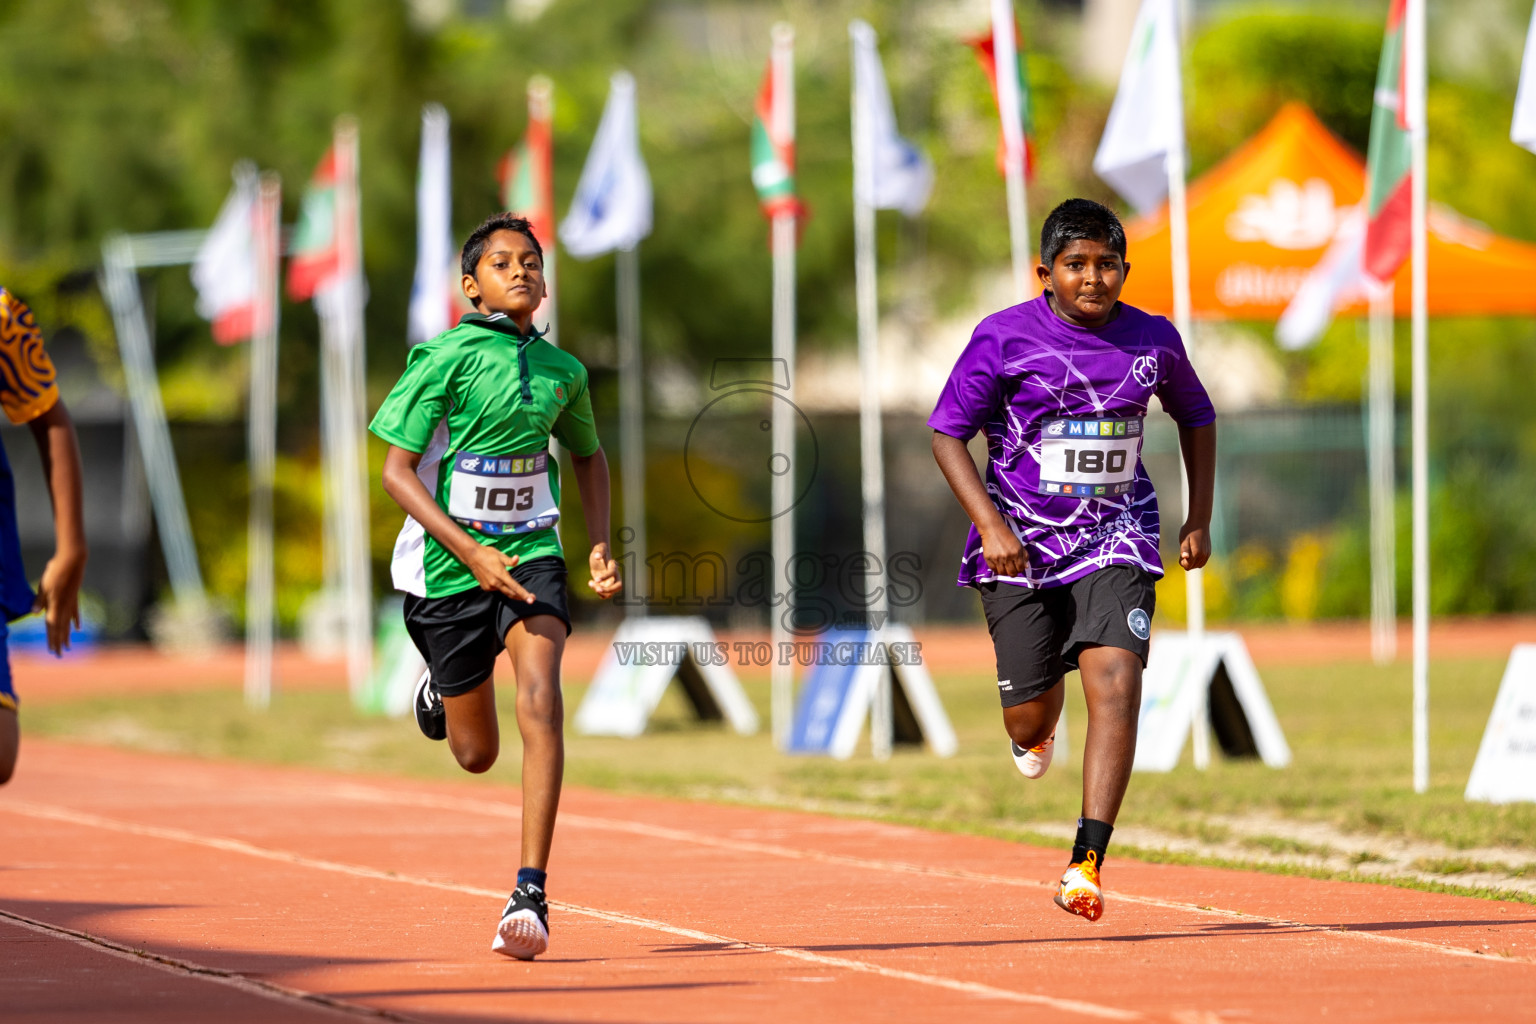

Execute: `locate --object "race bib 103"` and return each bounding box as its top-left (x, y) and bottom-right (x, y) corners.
top-left (1037, 416), bottom-right (1143, 498)
top-left (446, 449), bottom-right (560, 535)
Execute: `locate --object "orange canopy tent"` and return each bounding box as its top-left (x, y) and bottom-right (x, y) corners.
top-left (1117, 103), bottom-right (1536, 319)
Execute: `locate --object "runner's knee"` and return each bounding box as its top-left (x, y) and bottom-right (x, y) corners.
top-left (1002, 702), bottom-right (1057, 749)
top-left (452, 737), bottom-right (499, 773)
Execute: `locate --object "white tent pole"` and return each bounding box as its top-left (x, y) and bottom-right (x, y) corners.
top-left (244, 174), bottom-right (283, 709)
top-left (851, 22), bottom-right (893, 761)
top-left (617, 244), bottom-right (646, 617)
top-left (1368, 284), bottom-right (1397, 666)
top-left (1408, 0), bottom-right (1430, 794)
top-left (991, 0), bottom-right (1031, 303)
top-left (769, 22), bottom-right (798, 750)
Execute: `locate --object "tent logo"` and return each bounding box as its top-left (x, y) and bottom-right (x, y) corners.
top-left (1225, 178), bottom-right (1340, 250)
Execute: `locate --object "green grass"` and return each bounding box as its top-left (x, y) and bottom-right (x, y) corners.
top-left (22, 654), bottom-right (1536, 876)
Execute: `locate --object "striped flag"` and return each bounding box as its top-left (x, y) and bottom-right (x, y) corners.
top-left (408, 104), bottom-right (454, 344)
top-left (1363, 0), bottom-right (1416, 283)
top-left (967, 17), bottom-right (1035, 182)
top-left (287, 145), bottom-right (344, 301)
top-left (751, 54), bottom-right (799, 219)
top-left (500, 81), bottom-right (556, 247)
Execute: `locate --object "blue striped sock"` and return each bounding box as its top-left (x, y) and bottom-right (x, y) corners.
top-left (516, 867), bottom-right (547, 891)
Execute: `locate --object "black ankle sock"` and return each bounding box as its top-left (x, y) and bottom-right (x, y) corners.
top-left (516, 867), bottom-right (547, 891)
top-left (1071, 817), bottom-right (1114, 866)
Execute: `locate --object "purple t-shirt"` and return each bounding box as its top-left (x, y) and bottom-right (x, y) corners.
top-left (928, 295), bottom-right (1215, 589)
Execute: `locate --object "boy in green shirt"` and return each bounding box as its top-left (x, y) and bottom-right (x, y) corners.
top-left (370, 213), bottom-right (621, 960)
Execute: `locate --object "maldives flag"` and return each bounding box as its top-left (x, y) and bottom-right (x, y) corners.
top-left (499, 83), bottom-right (555, 248)
top-left (1363, 0), bottom-right (1415, 284)
top-left (287, 145), bottom-right (343, 301)
top-left (750, 56), bottom-right (799, 219)
top-left (967, 20), bottom-right (1036, 181)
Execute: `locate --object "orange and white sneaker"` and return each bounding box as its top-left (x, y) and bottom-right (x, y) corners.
top-left (1053, 850), bottom-right (1104, 922)
top-left (1010, 733), bottom-right (1054, 779)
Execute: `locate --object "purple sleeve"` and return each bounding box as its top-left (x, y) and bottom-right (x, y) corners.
top-left (927, 321), bottom-right (1003, 440)
top-left (1154, 327), bottom-right (1216, 429)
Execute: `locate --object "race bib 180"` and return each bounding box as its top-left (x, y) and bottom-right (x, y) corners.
top-left (1037, 416), bottom-right (1143, 498)
top-left (446, 450), bottom-right (560, 535)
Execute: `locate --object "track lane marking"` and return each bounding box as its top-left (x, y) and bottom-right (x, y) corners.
top-left (3, 800), bottom-right (1140, 1020)
top-left (314, 782), bottom-right (1536, 966)
top-left (0, 907), bottom-right (424, 1022)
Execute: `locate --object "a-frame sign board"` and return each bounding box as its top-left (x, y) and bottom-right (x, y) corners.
top-left (785, 625), bottom-right (958, 759)
top-left (574, 617), bottom-right (759, 738)
top-left (1465, 644), bottom-right (1536, 803)
top-left (1133, 631), bottom-right (1291, 772)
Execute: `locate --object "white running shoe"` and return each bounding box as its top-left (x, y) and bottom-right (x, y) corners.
top-left (492, 883), bottom-right (550, 960)
top-left (1053, 851), bottom-right (1104, 922)
top-left (1010, 733), bottom-right (1055, 779)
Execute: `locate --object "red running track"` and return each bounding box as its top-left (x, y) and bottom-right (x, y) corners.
top-left (2, 739), bottom-right (1533, 1023)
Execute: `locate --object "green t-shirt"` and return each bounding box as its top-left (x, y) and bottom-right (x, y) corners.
top-left (369, 313), bottom-right (601, 598)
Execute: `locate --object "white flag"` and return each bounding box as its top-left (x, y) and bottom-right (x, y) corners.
top-left (408, 104), bottom-right (454, 344)
top-left (560, 71), bottom-right (652, 259)
top-left (851, 20), bottom-right (933, 217)
top-left (1092, 0), bottom-right (1185, 215)
top-left (1514, 2), bottom-right (1536, 152)
top-left (192, 162), bottom-right (260, 344)
top-left (1276, 206), bottom-right (1368, 351)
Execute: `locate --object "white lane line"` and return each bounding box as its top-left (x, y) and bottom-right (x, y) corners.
top-left (3, 800), bottom-right (1139, 1020)
top-left (0, 907), bottom-right (423, 1022)
top-left (315, 782), bottom-right (1536, 967)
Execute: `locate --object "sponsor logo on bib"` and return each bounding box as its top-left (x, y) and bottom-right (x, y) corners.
top-left (1127, 608), bottom-right (1151, 640)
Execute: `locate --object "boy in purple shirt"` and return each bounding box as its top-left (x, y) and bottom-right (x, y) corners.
top-left (930, 199), bottom-right (1215, 922)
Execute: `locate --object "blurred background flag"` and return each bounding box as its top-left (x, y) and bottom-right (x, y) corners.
top-left (1276, 206), bottom-right (1367, 350)
top-left (1092, 0), bottom-right (1184, 215)
top-left (286, 144), bottom-right (343, 301)
top-left (1515, 1), bottom-right (1536, 152)
top-left (501, 77), bottom-right (558, 342)
top-left (750, 50), bottom-right (799, 220)
top-left (966, 10), bottom-right (1035, 183)
top-left (560, 71), bottom-right (652, 260)
top-left (191, 163), bottom-right (260, 345)
top-left (850, 20), bottom-right (932, 217)
top-left (1363, 0), bottom-right (1414, 283)
top-left (407, 104), bottom-right (453, 344)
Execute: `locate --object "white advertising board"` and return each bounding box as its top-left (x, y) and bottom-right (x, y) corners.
top-left (1465, 644), bottom-right (1536, 804)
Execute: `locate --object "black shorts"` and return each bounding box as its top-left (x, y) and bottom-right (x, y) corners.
top-left (403, 556), bottom-right (571, 697)
top-left (977, 565), bottom-right (1157, 708)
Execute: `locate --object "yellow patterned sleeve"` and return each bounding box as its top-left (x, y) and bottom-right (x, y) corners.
top-left (0, 289), bottom-right (59, 424)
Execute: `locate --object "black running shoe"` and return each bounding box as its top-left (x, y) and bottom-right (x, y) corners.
top-left (491, 882), bottom-right (549, 960)
top-left (413, 668), bottom-right (446, 741)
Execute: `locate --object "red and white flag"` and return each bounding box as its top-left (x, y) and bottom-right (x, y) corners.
top-left (192, 164), bottom-right (262, 344)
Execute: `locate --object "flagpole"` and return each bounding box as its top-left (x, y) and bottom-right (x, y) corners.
top-left (769, 22), bottom-right (797, 750)
top-left (992, 0), bottom-right (1031, 302)
top-left (851, 21), bottom-right (893, 761)
top-left (1408, 0), bottom-right (1429, 794)
top-left (529, 76), bottom-right (558, 347)
top-left (617, 244), bottom-right (645, 617)
top-left (244, 173), bottom-right (282, 709)
top-left (1368, 283), bottom-right (1397, 665)
top-left (334, 116), bottom-right (373, 697)
top-left (1161, 8), bottom-right (1208, 770)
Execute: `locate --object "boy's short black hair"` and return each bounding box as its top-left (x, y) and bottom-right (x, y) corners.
top-left (1039, 198), bottom-right (1127, 269)
top-left (460, 213), bottom-right (543, 280)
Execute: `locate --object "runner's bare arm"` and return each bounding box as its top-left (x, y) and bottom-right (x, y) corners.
top-left (1176, 422), bottom-right (1216, 571)
top-left (380, 445), bottom-right (535, 602)
top-left (567, 446), bottom-right (621, 600)
top-left (931, 430), bottom-right (1027, 577)
top-left (27, 399), bottom-right (86, 656)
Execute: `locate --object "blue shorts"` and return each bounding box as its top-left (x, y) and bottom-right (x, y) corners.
top-left (0, 620), bottom-right (13, 712)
